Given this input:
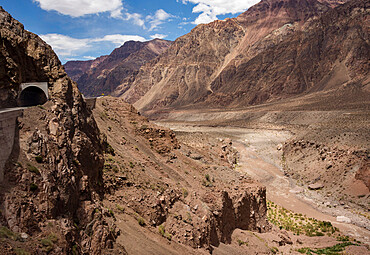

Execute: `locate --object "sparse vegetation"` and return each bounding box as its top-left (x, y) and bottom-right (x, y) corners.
top-left (0, 226), bottom-right (19, 240)
top-left (116, 204), bottom-right (125, 213)
top-left (30, 183), bottom-right (38, 191)
top-left (182, 188), bottom-right (189, 198)
top-left (27, 163), bottom-right (40, 175)
top-left (158, 225), bottom-right (172, 241)
top-left (137, 217), bottom-right (146, 226)
top-left (267, 201), bottom-right (338, 237)
top-left (35, 155), bottom-right (43, 163)
top-left (14, 248), bottom-right (30, 255)
top-left (105, 143), bottom-right (115, 155)
top-left (40, 233), bottom-right (58, 253)
top-left (237, 239), bottom-right (248, 246)
top-left (202, 173), bottom-right (213, 187)
top-left (271, 247), bottom-right (279, 254)
top-left (297, 242), bottom-right (357, 254)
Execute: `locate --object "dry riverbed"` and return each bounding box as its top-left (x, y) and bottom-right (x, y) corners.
top-left (157, 122), bottom-right (370, 245)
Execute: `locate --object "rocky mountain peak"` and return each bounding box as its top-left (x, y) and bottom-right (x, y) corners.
top-left (64, 38), bottom-right (172, 97)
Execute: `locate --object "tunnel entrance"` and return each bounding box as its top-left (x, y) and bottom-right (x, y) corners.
top-left (18, 86), bottom-right (48, 107)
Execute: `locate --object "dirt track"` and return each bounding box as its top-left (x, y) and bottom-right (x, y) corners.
top-left (157, 123), bottom-right (370, 244)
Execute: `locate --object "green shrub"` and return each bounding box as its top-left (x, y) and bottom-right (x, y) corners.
top-left (116, 204), bottom-right (124, 212)
top-left (30, 183), bottom-right (38, 191)
top-left (182, 188), bottom-right (189, 198)
top-left (237, 239), bottom-right (248, 246)
top-left (35, 155), bottom-right (43, 163)
top-left (158, 225), bottom-right (172, 241)
top-left (138, 217), bottom-right (145, 226)
top-left (27, 164), bottom-right (40, 175)
top-left (0, 226), bottom-right (19, 240)
top-left (14, 248), bottom-right (29, 255)
top-left (205, 174), bottom-right (210, 182)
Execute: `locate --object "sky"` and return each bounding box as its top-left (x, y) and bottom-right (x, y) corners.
top-left (0, 0), bottom-right (260, 63)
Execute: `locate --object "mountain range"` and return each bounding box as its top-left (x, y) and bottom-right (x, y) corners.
top-left (64, 0), bottom-right (369, 117)
top-left (64, 39), bottom-right (171, 97)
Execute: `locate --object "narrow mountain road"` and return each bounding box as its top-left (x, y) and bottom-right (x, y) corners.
top-left (158, 122), bottom-right (370, 245)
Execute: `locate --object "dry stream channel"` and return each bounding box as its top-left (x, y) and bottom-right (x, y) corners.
top-left (157, 122), bottom-right (370, 245)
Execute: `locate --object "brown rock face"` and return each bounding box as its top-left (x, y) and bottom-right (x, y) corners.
top-left (0, 7), bottom-right (119, 254)
top-left (64, 39), bottom-right (172, 97)
top-left (120, 0), bottom-right (369, 116)
top-left (64, 55), bottom-right (108, 82)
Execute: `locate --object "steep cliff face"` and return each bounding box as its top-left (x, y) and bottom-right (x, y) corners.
top-left (0, 7), bottom-right (119, 254)
top-left (120, 0), bottom-right (368, 116)
top-left (64, 39), bottom-right (172, 97)
top-left (203, 0), bottom-right (369, 107)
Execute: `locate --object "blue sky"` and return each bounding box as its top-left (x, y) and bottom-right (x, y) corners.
top-left (1, 0), bottom-right (260, 63)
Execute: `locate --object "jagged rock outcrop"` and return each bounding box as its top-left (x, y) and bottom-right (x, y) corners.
top-left (119, 0), bottom-right (368, 117)
top-left (64, 39), bottom-right (172, 97)
top-left (0, 7), bottom-right (120, 254)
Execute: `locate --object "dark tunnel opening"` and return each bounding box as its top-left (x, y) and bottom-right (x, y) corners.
top-left (18, 86), bottom-right (47, 107)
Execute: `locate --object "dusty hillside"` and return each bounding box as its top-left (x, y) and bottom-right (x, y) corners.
top-left (93, 97), bottom-right (270, 253)
top-left (0, 7), bottom-right (119, 254)
top-left (64, 39), bottom-right (172, 97)
top-left (118, 0), bottom-right (368, 116)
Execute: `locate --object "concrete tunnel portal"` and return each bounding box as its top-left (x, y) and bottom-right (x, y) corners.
top-left (18, 82), bottom-right (49, 107)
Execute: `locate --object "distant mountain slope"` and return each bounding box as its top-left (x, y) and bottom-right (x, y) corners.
top-left (64, 55), bottom-right (108, 82)
top-left (64, 39), bottom-right (172, 97)
top-left (119, 0), bottom-right (368, 116)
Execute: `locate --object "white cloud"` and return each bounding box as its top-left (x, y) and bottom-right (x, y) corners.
top-left (82, 56), bottom-right (97, 60)
top-left (34, 0), bottom-right (124, 18)
top-left (40, 33), bottom-right (147, 59)
top-left (124, 12), bottom-right (145, 27)
top-left (150, 34), bottom-right (168, 39)
top-left (180, 0), bottom-right (260, 24)
top-left (94, 34), bottom-right (146, 46)
top-left (146, 9), bottom-right (175, 31)
top-left (40, 34), bottom-right (90, 56)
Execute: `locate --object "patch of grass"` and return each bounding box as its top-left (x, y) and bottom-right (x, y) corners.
top-left (105, 143), bottom-right (115, 156)
top-left (27, 163), bottom-right (40, 175)
top-left (30, 183), bottom-right (38, 191)
top-left (267, 201), bottom-right (338, 237)
top-left (73, 159), bottom-right (81, 166)
top-left (72, 244), bottom-right (79, 255)
top-left (271, 247), bottom-right (279, 254)
top-left (298, 242), bottom-right (357, 254)
top-left (0, 226), bottom-right (19, 240)
top-left (182, 188), bottom-right (189, 198)
top-left (40, 236), bottom-right (55, 253)
top-left (137, 217), bottom-right (146, 226)
top-left (116, 204), bottom-right (124, 213)
top-left (35, 155), bottom-right (43, 163)
top-left (237, 239), bottom-right (248, 246)
top-left (205, 174), bottom-right (210, 182)
top-left (14, 248), bottom-right (29, 255)
top-left (158, 225), bottom-right (172, 241)
top-left (108, 208), bottom-right (114, 217)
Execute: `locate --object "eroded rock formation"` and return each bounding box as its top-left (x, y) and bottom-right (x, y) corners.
top-left (0, 7), bottom-right (120, 254)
